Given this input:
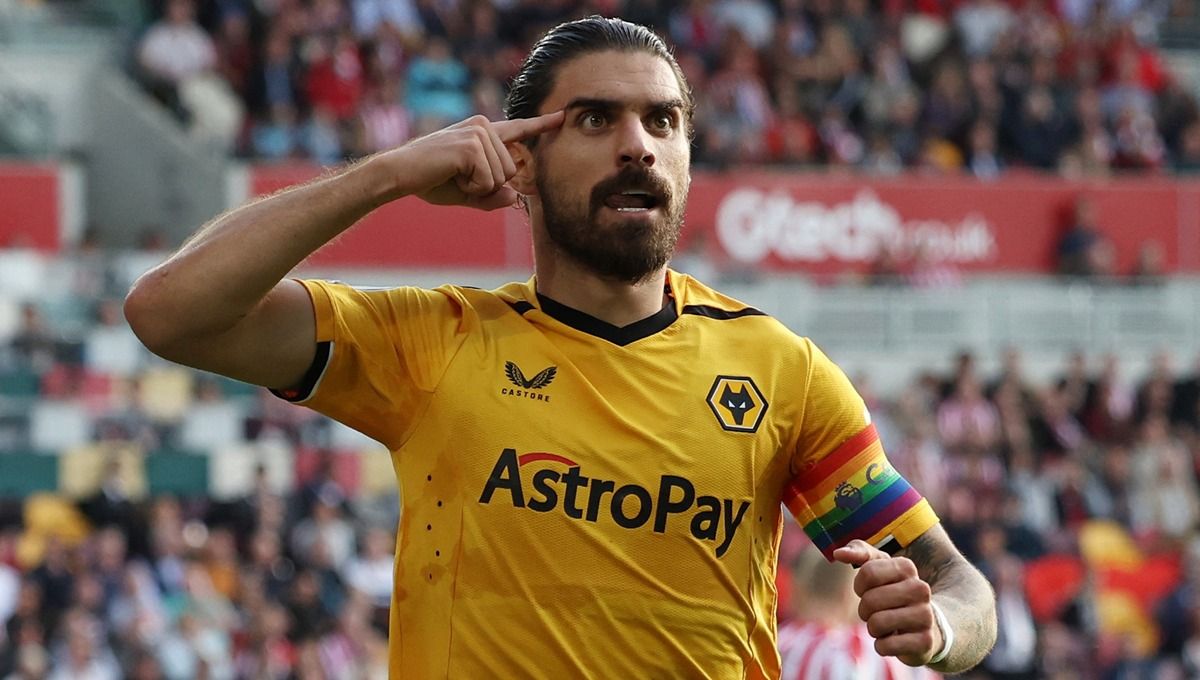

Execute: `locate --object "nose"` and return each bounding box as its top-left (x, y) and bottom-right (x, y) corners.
top-left (616, 117), bottom-right (655, 168)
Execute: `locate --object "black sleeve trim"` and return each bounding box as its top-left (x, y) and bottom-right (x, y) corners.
top-left (680, 304), bottom-right (766, 320)
top-left (270, 341), bottom-right (332, 403)
top-left (506, 300), bottom-right (536, 315)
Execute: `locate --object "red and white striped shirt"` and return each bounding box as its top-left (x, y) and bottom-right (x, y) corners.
top-left (778, 621), bottom-right (942, 680)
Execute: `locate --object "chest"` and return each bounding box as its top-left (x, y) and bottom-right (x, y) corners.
top-left (404, 328), bottom-right (794, 540)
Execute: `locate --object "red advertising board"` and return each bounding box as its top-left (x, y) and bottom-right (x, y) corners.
top-left (250, 165), bottom-right (534, 269)
top-left (248, 166), bottom-right (1200, 274)
top-left (0, 163), bottom-right (63, 250)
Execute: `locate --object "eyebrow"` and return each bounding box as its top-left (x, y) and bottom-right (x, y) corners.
top-left (562, 97), bottom-right (686, 116)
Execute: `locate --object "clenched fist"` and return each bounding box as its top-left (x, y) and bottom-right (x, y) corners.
top-left (832, 539), bottom-right (945, 667)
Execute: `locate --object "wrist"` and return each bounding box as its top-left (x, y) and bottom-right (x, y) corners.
top-left (356, 152), bottom-right (409, 205)
top-left (927, 600), bottom-right (954, 666)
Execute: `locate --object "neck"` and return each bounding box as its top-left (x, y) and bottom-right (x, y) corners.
top-left (535, 256), bottom-right (668, 327)
top-left (532, 222), bottom-right (668, 328)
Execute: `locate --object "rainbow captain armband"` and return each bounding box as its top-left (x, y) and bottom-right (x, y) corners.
top-left (784, 424), bottom-right (939, 560)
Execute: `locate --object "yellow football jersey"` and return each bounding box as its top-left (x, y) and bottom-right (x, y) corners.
top-left (277, 270), bottom-right (938, 679)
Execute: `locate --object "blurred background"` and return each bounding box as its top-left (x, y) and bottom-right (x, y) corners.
top-left (1, 0), bottom-right (1199, 678)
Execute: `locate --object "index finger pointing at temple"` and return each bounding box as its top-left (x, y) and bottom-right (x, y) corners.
top-left (494, 110), bottom-right (565, 144)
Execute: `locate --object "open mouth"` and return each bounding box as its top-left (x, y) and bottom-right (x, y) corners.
top-left (603, 190), bottom-right (662, 212)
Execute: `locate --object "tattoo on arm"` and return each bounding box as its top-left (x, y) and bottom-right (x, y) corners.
top-left (897, 525), bottom-right (998, 673)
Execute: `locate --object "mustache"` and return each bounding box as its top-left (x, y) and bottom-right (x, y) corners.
top-left (589, 167), bottom-right (673, 208)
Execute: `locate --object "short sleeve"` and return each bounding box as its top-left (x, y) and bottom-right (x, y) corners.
top-left (272, 279), bottom-right (469, 449)
top-left (783, 340), bottom-right (938, 560)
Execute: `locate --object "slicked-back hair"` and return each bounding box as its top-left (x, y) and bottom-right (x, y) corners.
top-left (504, 15), bottom-right (695, 145)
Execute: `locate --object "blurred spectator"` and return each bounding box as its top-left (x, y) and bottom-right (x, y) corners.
top-left (907, 242), bottom-right (962, 289)
top-left (233, 602), bottom-right (293, 679)
top-left (937, 375), bottom-right (1000, 452)
top-left (778, 548), bottom-right (939, 679)
top-left (1056, 197), bottom-right (1111, 279)
top-left (342, 527), bottom-right (394, 610)
top-left (1130, 414), bottom-right (1198, 538)
top-left (46, 611), bottom-right (120, 680)
top-left (291, 490), bottom-right (355, 571)
top-left (137, 0), bottom-right (243, 150)
top-left (355, 77), bottom-right (411, 155)
top-left (1175, 121), bottom-right (1200, 173)
top-left (983, 555), bottom-right (1038, 679)
top-left (79, 459), bottom-right (140, 535)
top-left (351, 0), bottom-right (421, 41)
top-left (966, 119), bottom-right (1003, 180)
top-left (866, 242), bottom-right (904, 286)
top-left (83, 299), bottom-right (145, 379)
top-left (954, 0), bottom-right (1014, 58)
top-left (405, 37), bottom-right (472, 134)
top-left (251, 104), bottom-right (301, 161)
top-left (8, 303), bottom-right (59, 374)
top-left (305, 31), bottom-right (365, 124)
top-left (1129, 241), bottom-right (1167, 285)
top-left (1081, 354), bottom-right (1135, 442)
top-left (118, 0), bottom-right (1197, 174)
top-left (246, 530), bottom-right (294, 603)
top-left (251, 29), bottom-right (301, 115)
top-left (137, 0), bottom-right (217, 111)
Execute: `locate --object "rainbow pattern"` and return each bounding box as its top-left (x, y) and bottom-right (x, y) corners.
top-left (784, 423), bottom-right (926, 560)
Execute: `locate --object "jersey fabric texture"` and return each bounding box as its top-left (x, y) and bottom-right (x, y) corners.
top-left (277, 270), bottom-right (940, 679)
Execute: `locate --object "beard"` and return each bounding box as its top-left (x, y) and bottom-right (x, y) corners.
top-left (536, 164), bottom-right (686, 285)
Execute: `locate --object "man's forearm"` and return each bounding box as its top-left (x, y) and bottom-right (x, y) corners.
top-left (899, 527), bottom-right (998, 673)
top-left (127, 155), bottom-right (397, 344)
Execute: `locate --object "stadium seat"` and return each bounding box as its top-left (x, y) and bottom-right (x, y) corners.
top-left (59, 442), bottom-right (146, 499)
top-left (0, 365), bottom-right (41, 400)
top-left (0, 451), bottom-right (57, 497)
top-left (0, 249), bottom-right (48, 302)
top-left (29, 399), bottom-right (91, 451)
top-left (330, 419), bottom-right (383, 451)
top-left (359, 446), bottom-right (395, 498)
top-left (0, 295), bottom-right (19, 343)
top-left (215, 374), bottom-right (263, 399)
top-left (208, 441), bottom-right (293, 500)
top-left (136, 366), bottom-right (194, 424)
top-left (180, 400), bottom-right (245, 450)
top-left (84, 322), bottom-right (146, 377)
top-left (295, 447), bottom-right (362, 498)
top-left (0, 407), bottom-right (31, 452)
top-left (145, 447), bottom-right (209, 497)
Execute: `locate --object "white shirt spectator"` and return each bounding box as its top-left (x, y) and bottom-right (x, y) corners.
top-left (343, 528), bottom-right (395, 608)
top-left (0, 563), bottom-right (18, 626)
top-left (954, 0), bottom-right (1015, 57)
top-left (352, 0), bottom-right (422, 39)
top-left (138, 21), bottom-right (217, 84)
top-left (712, 0), bottom-right (776, 49)
top-left (779, 622), bottom-right (941, 680)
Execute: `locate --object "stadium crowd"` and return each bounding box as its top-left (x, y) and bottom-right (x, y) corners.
top-left (131, 0), bottom-right (1200, 176)
top-left (0, 242), bottom-right (1198, 678)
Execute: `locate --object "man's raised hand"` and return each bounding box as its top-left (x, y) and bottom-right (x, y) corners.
top-left (831, 539), bottom-right (944, 667)
top-left (389, 111), bottom-right (565, 211)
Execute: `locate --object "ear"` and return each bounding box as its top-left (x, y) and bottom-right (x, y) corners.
top-left (508, 141), bottom-right (538, 196)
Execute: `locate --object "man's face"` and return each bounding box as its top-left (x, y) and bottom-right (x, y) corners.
top-left (530, 50), bottom-right (691, 284)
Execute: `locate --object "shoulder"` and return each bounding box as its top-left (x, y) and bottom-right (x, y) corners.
top-left (674, 271), bottom-right (820, 355)
top-left (674, 272), bottom-right (789, 330)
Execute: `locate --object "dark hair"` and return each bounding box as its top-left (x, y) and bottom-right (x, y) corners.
top-left (504, 16), bottom-right (695, 142)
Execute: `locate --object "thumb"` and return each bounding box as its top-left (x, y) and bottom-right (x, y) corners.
top-left (831, 539), bottom-right (889, 567)
top-left (470, 186), bottom-right (521, 211)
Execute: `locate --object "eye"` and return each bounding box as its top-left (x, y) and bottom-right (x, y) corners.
top-left (580, 111), bottom-right (607, 129)
top-left (651, 112), bottom-right (674, 130)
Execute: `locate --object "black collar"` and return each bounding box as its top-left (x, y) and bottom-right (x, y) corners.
top-left (533, 284), bottom-right (677, 347)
